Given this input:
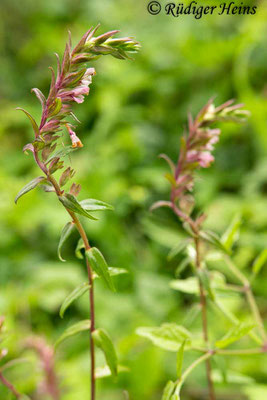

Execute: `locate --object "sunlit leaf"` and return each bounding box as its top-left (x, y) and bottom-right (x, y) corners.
top-left (55, 320), bottom-right (91, 348)
top-left (252, 249), bottom-right (267, 277)
top-left (15, 176), bottom-right (46, 204)
top-left (60, 282), bottom-right (90, 318)
top-left (16, 107), bottom-right (39, 136)
top-left (221, 214), bottom-right (241, 251)
top-left (95, 364), bottom-right (129, 379)
top-left (170, 277), bottom-right (199, 294)
top-left (80, 198), bottom-right (114, 212)
top-left (92, 328), bottom-right (118, 377)
top-left (86, 247), bottom-right (115, 291)
top-left (199, 230), bottom-right (230, 254)
top-left (58, 221), bottom-right (75, 262)
top-left (136, 323), bottom-right (191, 351)
top-left (176, 340), bottom-right (186, 378)
top-left (161, 381), bottom-right (176, 400)
top-left (59, 194), bottom-right (98, 220)
top-left (216, 323), bottom-right (256, 349)
top-left (75, 238), bottom-right (85, 259)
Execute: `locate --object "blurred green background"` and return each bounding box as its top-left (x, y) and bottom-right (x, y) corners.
top-left (1, 0), bottom-right (267, 399)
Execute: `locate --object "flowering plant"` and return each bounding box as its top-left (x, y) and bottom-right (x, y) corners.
top-left (137, 99), bottom-right (267, 400)
top-left (14, 26), bottom-right (139, 400)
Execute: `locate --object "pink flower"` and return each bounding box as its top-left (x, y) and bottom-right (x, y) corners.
top-left (66, 124), bottom-right (83, 148)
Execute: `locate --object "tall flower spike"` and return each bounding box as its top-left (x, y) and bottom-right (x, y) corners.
top-left (152, 99), bottom-right (249, 222)
top-left (19, 26), bottom-right (140, 164)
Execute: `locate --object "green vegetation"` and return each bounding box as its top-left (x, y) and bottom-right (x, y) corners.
top-left (1, 0), bottom-right (267, 399)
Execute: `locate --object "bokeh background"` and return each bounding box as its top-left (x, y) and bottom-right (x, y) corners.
top-left (1, 0), bottom-right (267, 399)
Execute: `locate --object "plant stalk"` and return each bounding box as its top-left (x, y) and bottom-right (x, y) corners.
top-left (194, 236), bottom-right (216, 400)
top-left (35, 152), bottom-right (96, 400)
top-left (0, 372), bottom-right (21, 399)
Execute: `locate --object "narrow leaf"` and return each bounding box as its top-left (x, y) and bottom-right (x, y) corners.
top-left (221, 214), bottom-right (241, 251)
top-left (252, 249), bottom-right (267, 277)
top-left (45, 146), bottom-right (77, 164)
top-left (199, 230), bottom-right (230, 254)
top-left (92, 328), bottom-right (118, 377)
top-left (59, 194), bottom-right (98, 220)
top-left (75, 238), bottom-right (85, 259)
top-left (55, 320), bottom-right (91, 348)
top-left (159, 153), bottom-right (176, 175)
top-left (80, 198), bottom-right (114, 212)
top-left (58, 222), bottom-right (75, 262)
top-left (60, 282), bottom-right (90, 318)
top-left (161, 381), bottom-right (176, 400)
top-left (15, 176), bottom-right (46, 204)
top-left (31, 88), bottom-right (46, 110)
top-left (168, 240), bottom-right (190, 261)
top-left (170, 277), bottom-right (199, 294)
top-left (216, 323), bottom-right (256, 349)
top-left (86, 247), bottom-right (115, 291)
top-left (177, 340), bottom-right (186, 378)
top-left (16, 107), bottom-right (39, 137)
top-left (136, 323), bottom-right (191, 352)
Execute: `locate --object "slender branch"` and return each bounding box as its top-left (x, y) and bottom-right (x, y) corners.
top-left (194, 236), bottom-right (216, 400)
top-left (175, 352), bottom-right (213, 394)
top-left (191, 346), bottom-right (263, 356)
top-left (224, 256), bottom-right (267, 342)
top-left (0, 372), bottom-right (21, 399)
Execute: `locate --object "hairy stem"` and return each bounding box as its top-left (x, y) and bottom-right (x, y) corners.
top-left (194, 236), bottom-right (216, 400)
top-left (224, 256), bottom-right (267, 343)
top-left (0, 372), bottom-right (21, 399)
top-left (36, 153), bottom-right (96, 400)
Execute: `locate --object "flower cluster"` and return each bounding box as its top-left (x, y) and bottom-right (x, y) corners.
top-left (18, 26), bottom-right (139, 192)
top-left (152, 99), bottom-right (249, 221)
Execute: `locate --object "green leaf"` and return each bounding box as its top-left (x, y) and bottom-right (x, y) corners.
top-left (60, 282), bottom-right (90, 318)
top-left (136, 323), bottom-right (191, 351)
top-left (167, 240), bottom-right (190, 261)
top-left (216, 323), bottom-right (256, 349)
top-left (55, 319), bottom-right (91, 348)
top-left (49, 97), bottom-right (62, 117)
top-left (80, 199), bottom-right (114, 212)
top-left (45, 146), bottom-right (77, 164)
top-left (16, 107), bottom-right (39, 136)
top-left (170, 277), bottom-right (199, 294)
top-left (165, 173), bottom-right (177, 186)
top-left (199, 230), bottom-right (230, 254)
top-left (59, 194), bottom-right (98, 220)
top-left (161, 381), bottom-right (176, 400)
top-left (58, 221), bottom-right (75, 262)
top-left (93, 267), bottom-right (128, 279)
top-left (92, 328), bottom-right (118, 377)
top-left (221, 214), bottom-right (241, 251)
top-left (95, 365), bottom-right (129, 379)
top-left (75, 238), bottom-right (85, 259)
top-left (15, 176), bottom-right (46, 204)
top-left (177, 340), bottom-right (186, 378)
top-left (252, 249), bottom-right (267, 277)
top-left (86, 247), bottom-right (115, 291)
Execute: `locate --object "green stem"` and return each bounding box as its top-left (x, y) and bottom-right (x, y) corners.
top-left (194, 236), bottom-right (216, 400)
top-left (175, 353), bottom-right (213, 394)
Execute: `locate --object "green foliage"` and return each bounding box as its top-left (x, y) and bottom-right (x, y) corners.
top-left (59, 193), bottom-right (98, 220)
top-left (215, 323), bottom-right (256, 349)
top-left (60, 282), bottom-right (90, 318)
top-left (92, 328), bottom-right (118, 377)
top-left (58, 221), bottom-right (75, 262)
top-left (14, 176), bottom-right (46, 203)
top-left (55, 320), bottom-right (91, 348)
top-left (136, 324), bottom-right (191, 352)
top-left (86, 247), bottom-right (115, 291)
